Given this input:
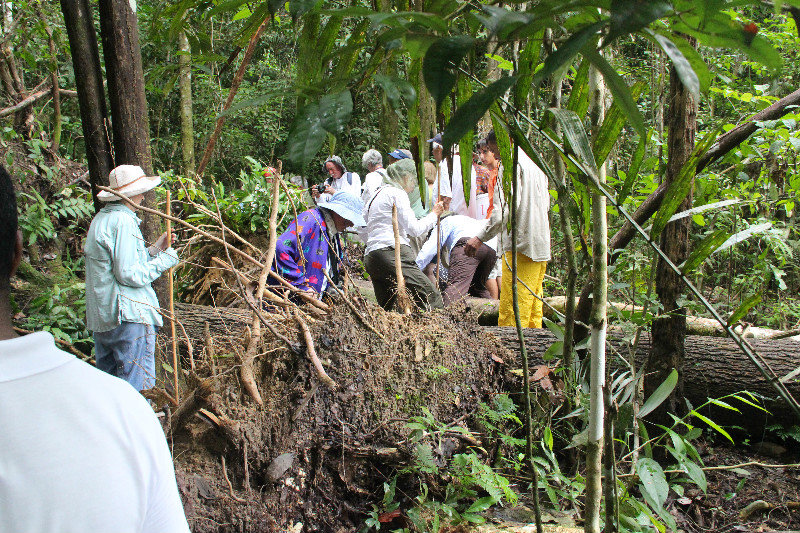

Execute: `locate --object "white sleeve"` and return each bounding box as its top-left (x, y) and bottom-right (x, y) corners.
top-left (141, 410), bottom-right (190, 533)
top-left (415, 231), bottom-right (438, 270)
top-left (347, 173), bottom-right (361, 197)
top-left (394, 191), bottom-right (437, 238)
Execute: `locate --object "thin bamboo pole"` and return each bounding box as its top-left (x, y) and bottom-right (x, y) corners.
top-left (166, 190), bottom-right (179, 402)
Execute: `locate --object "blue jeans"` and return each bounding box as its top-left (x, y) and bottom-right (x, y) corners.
top-left (94, 322), bottom-right (157, 391)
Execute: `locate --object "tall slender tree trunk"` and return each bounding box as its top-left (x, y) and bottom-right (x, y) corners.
top-left (648, 48), bottom-right (698, 424)
top-left (60, 0), bottom-right (113, 211)
top-left (97, 0), bottom-right (153, 172)
top-left (178, 30), bottom-right (195, 175)
top-left (584, 60), bottom-right (607, 533)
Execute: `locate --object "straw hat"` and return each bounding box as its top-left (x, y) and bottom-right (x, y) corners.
top-left (97, 165), bottom-right (161, 202)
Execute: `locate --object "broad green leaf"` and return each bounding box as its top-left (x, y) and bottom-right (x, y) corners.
top-left (566, 60), bottom-right (590, 117)
top-left (533, 21), bottom-right (606, 86)
top-left (692, 411), bottom-right (734, 443)
top-left (514, 28), bottom-right (545, 106)
top-left (681, 229), bottom-right (729, 274)
top-left (466, 496), bottom-right (497, 514)
top-left (673, 13), bottom-right (782, 71)
top-left (547, 108), bottom-right (599, 181)
top-left (233, 6), bottom-right (252, 20)
top-left (607, 0), bottom-right (672, 44)
top-left (442, 76), bottom-right (518, 150)
top-left (374, 74), bottom-right (417, 110)
top-left (594, 81), bottom-right (646, 165)
top-left (726, 293), bottom-right (761, 327)
top-left (583, 49), bottom-right (646, 136)
top-left (650, 129), bottom-right (720, 242)
top-left (651, 32), bottom-right (700, 100)
top-left (490, 110), bottom-right (514, 201)
top-left (714, 222), bottom-right (773, 253)
top-left (289, 0), bottom-right (321, 19)
top-left (637, 457), bottom-right (669, 509)
top-left (286, 102), bottom-right (326, 165)
top-left (423, 35), bottom-right (476, 109)
top-left (318, 91), bottom-right (353, 135)
top-left (475, 5), bottom-right (533, 38)
top-left (656, 30), bottom-right (712, 93)
top-left (618, 131), bottom-right (648, 204)
top-left (457, 75), bottom-right (475, 207)
top-left (638, 369), bottom-right (678, 419)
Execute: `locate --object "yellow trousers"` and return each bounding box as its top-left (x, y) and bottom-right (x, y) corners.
top-left (498, 252), bottom-right (547, 328)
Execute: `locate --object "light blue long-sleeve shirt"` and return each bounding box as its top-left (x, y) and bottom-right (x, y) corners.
top-left (415, 215), bottom-right (496, 270)
top-left (84, 203), bottom-right (179, 333)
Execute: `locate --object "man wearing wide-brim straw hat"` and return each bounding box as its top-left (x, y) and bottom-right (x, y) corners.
top-left (84, 164), bottom-right (179, 391)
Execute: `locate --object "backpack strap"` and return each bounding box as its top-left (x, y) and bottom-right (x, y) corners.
top-left (346, 172), bottom-right (353, 186)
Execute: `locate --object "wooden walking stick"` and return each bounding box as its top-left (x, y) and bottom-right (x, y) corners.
top-left (435, 162), bottom-right (441, 287)
top-left (166, 190), bottom-right (179, 403)
top-left (392, 203), bottom-right (413, 314)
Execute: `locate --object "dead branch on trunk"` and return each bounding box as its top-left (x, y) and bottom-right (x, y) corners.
top-left (196, 18), bottom-right (270, 177)
top-left (294, 308), bottom-right (337, 390)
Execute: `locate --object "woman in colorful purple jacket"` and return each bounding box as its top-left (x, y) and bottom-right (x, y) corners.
top-left (272, 191), bottom-right (365, 296)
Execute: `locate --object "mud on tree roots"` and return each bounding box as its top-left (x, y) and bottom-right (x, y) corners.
top-left (166, 296), bottom-right (513, 532)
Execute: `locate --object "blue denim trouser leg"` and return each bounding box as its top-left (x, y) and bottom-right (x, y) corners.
top-left (94, 322), bottom-right (157, 391)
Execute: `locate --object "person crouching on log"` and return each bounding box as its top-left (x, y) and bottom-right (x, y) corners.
top-left (362, 158), bottom-right (445, 311)
top-left (272, 191), bottom-right (365, 298)
top-left (85, 165), bottom-right (179, 391)
top-left (416, 214), bottom-right (498, 306)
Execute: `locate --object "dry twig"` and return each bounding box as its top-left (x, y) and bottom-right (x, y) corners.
top-left (294, 308), bottom-right (337, 389)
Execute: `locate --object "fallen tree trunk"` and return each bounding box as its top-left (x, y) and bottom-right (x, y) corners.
top-left (486, 326), bottom-right (800, 428)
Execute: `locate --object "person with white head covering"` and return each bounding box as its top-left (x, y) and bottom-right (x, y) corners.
top-left (362, 159), bottom-right (445, 311)
top-left (313, 155), bottom-right (361, 202)
top-left (361, 149), bottom-right (387, 204)
top-left (84, 165), bottom-right (179, 391)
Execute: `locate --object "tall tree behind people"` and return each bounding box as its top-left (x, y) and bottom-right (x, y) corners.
top-left (647, 40), bottom-right (699, 425)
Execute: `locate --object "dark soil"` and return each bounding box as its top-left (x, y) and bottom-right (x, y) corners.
top-left (167, 295), bottom-right (511, 532)
top-left (673, 442), bottom-right (800, 533)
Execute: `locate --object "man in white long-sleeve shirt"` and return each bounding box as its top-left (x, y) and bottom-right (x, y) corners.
top-left (416, 215), bottom-right (497, 306)
top-left (465, 131), bottom-right (551, 328)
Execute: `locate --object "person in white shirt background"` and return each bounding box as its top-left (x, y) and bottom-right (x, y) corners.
top-left (361, 149), bottom-right (388, 204)
top-left (427, 133), bottom-right (453, 211)
top-left (0, 165), bottom-right (189, 533)
top-left (312, 155), bottom-right (361, 203)
top-left (415, 214), bottom-right (498, 306)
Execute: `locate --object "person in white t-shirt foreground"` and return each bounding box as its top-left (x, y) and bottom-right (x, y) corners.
top-left (312, 155), bottom-right (361, 203)
top-left (0, 165), bottom-right (190, 533)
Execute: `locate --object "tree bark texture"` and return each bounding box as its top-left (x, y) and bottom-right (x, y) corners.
top-left (649, 60), bottom-right (697, 424)
top-left (60, 0), bottom-right (113, 212)
top-left (178, 31), bottom-right (195, 175)
top-left (97, 0), bottom-right (152, 172)
top-left (486, 326), bottom-right (800, 428)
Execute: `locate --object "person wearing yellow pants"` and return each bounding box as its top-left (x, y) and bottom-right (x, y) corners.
top-left (465, 131), bottom-right (551, 328)
top-left (498, 252), bottom-right (547, 327)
